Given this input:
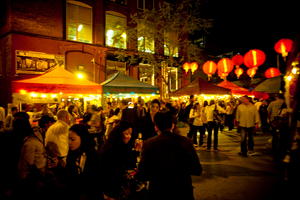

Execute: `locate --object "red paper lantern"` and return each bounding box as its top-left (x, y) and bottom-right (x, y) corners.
top-left (217, 69), bottom-right (228, 80)
top-left (217, 58), bottom-right (234, 73)
top-left (190, 62), bottom-right (198, 74)
top-left (244, 49), bottom-right (266, 69)
top-left (274, 38), bottom-right (293, 61)
top-left (265, 67), bottom-right (280, 78)
top-left (183, 63), bottom-right (190, 74)
top-left (234, 68), bottom-right (244, 79)
top-left (232, 54), bottom-right (244, 68)
top-left (247, 68), bottom-right (256, 79)
top-left (202, 61), bottom-right (217, 80)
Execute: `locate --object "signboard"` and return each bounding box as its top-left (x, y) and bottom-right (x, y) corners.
top-left (12, 93), bottom-right (61, 104)
top-left (16, 50), bottom-right (65, 74)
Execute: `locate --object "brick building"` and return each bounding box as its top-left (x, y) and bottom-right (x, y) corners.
top-left (0, 0), bottom-right (193, 107)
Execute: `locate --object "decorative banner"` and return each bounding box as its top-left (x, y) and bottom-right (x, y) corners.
top-left (12, 93), bottom-right (61, 104)
top-left (16, 50), bottom-right (65, 74)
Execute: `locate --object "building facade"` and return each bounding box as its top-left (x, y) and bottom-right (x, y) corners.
top-left (0, 0), bottom-right (187, 106)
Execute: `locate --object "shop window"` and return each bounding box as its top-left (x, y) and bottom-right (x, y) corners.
top-left (138, 64), bottom-right (155, 86)
top-left (137, 0), bottom-right (154, 10)
top-left (164, 31), bottom-right (178, 57)
top-left (137, 21), bottom-right (154, 53)
top-left (106, 60), bottom-right (126, 80)
top-left (67, 1), bottom-right (92, 44)
top-left (105, 12), bottom-right (127, 49)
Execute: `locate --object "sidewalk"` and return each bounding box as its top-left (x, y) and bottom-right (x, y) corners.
top-left (192, 128), bottom-right (292, 200)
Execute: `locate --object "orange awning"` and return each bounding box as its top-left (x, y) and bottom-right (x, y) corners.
top-left (12, 67), bottom-right (102, 94)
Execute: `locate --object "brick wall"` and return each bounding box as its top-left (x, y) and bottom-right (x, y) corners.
top-left (11, 0), bottom-right (64, 38)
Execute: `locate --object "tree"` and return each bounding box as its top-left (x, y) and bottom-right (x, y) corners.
top-left (114, 0), bottom-right (213, 100)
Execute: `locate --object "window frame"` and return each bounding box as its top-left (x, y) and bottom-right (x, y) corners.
top-left (105, 11), bottom-right (127, 49)
top-left (66, 0), bottom-right (93, 44)
top-left (137, 0), bottom-right (154, 10)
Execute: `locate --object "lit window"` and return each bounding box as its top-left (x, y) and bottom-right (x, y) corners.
top-left (105, 12), bottom-right (126, 49)
top-left (164, 31), bottom-right (178, 57)
top-left (138, 64), bottom-right (155, 86)
top-left (67, 1), bottom-right (92, 44)
top-left (137, 21), bottom-right (154, 53)
top-left (137, 0), bottom-right (153, 10)
top-left (106, 60), bottom-right (126, 80)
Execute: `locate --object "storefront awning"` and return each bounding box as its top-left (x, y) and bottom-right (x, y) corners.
top-left (101, 72), bottom-right (160, 94)
top-left (12, 66), bottom-right (102, 94)
top-left (217, 80), bottom-right (254, 96)
top-left (254, 75), bottom-right (283, 93)
top-left (171, 78), bottom-right (231, 97)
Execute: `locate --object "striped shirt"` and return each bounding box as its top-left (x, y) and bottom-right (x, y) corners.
top-left (267, 99), bottom-right (284, 121)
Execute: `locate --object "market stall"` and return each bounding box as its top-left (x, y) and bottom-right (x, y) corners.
top-left (217, 80), bottom-right (267, 99)
top-left (100, 72), bottom-right (160, 104)
top-left (12, 66), bottom-right (102, 108)
top-left (170, 77), bottom-right (231, 103)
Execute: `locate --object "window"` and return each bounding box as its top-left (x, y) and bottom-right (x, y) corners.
top-left (106, 60), bottom-right (126, 80)
top-left (67, 1), bottom-right (92, 44)
top-left (137, 21), bottom-right (154, 53)
top-left (138, 64), bottom-right (155, 86)
top-left (105, 12), bottom-right (126, 49)
top-left (164, 31), bottom-right (178, 57)
top-left (137, 0), bottom-right (154, 10)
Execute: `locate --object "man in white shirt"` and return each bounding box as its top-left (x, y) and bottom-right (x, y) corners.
top-left (205, 100), bottom-right (226, 151)
top-left (236, 95), bottom-right (260, 157)
top-left (45, 109), bottom-right (70, 167)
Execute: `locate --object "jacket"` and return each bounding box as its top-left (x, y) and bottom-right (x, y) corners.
top-left (137, 131), bottom-right (202, 200)
top-left (18, 128), bottom-right (47, 180)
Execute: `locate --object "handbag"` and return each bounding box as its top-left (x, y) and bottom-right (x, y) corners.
top-left (213, 105), bottom-right (224, 125)
top-left (271, 109), bottom-right (285, 128)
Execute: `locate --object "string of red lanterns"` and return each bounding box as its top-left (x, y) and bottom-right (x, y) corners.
top-left (232, 54), bottom-right (244, 68)
top-left (274, 38), bottom-right (293, 61)
top-left (202, 61), bottom-right (217, 81)
top-left (183, 62), bottom-right (199, 74)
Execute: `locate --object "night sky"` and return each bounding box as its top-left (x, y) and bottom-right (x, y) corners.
top-left (200, 0), bottom-right (299, 74)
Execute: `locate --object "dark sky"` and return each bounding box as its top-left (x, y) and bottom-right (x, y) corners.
top-left (201, 0), bottom-right (299, 73)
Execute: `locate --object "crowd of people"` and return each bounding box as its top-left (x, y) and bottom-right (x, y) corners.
top-left (0, 92), bottom-right (295, 199)
top-left (0, 97), bottom-right (202, 200)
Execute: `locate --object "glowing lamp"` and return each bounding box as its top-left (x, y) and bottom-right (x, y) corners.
top-left (234, 68), bottom-right (244, 79)
top-left (265, 67), bottom-right (280, 78)
top-left (232, 54), bottom-right (244, 68)
top-left (77, 73), bottom-right (84, 79)
top-left (217, 58), bottom-right (234, 74)
top-left (247, 68), bottom-right (256, 79)
top-left (274, 38), bottom-right (293, 61)
top-left (244, 49), bottom-right (265, 69)
top-left (190, 62), bottom-right (198, 74)
top-left (183, 63), bottom-right (190, 74)
top-left (203, 61), bottom-right (217, 80)
top-left (19, 89), bottom-right (27, 94)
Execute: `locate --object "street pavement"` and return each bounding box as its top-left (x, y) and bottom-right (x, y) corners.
top-left (192, 128), bottom-right (294, 200)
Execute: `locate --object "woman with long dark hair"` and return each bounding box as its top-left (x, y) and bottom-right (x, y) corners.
top-left (189, 102), bottom-right (205, 147)
top-left (98, 120), bottom-right (143, 200)
top-left (67, 105), bottom-right (79, 126)
top-left (61, 124), bottom-right (100, 199)
top-left (139, 99), bottom-right (160, 141)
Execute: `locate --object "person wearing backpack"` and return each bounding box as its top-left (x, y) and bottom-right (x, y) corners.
top-left (205, 100), bottom-right (226, 151)
top-left (184, 95), bottom-right (194, 140)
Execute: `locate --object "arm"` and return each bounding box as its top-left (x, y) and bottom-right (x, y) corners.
top-left (254, 108), bottom-right (260, 128)
top-left (217, 105), bottom-right (226, 113)
top-left (236, 106), bottom-right (240, 126)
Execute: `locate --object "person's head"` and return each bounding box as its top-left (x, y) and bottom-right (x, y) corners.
top-left (209, 100), bottom-right (215, 106)
top-left (97, 106), bottom-right (103, 112)
top-left (277, 94), bottom-right (284, 100)
top-left (236, 99), bottom-right (241, 105)
top-left (192, 102), bottom-right (200, 109)
top-left (242, 95), bottom-right (250, 105)
top-left (89, 105), bottom-right (97, 114)
top-left (138, 97), bottom-right (144, 106)
top-left (107, 102), bottom-right (112, 109)
top-left (262, 99), bottom-right (268, 105)
top-left (57, 109), bottom-right (69, 124)
top-left (204, 100), bottom-right (208, 107)
top-left (39, 115), bottom-right (56, 130)
top-left (68, 105), bottom-right (75, 115)
top-left (68, 124), bottom-right (93, 152)
top-left (154, 112), bottom-right (174, 133)
top-left (105, 120), bottom-right (133, 146)
top-left (11, 106), bottom-right (18, 115)
top-left (41, 104), bottom-right (48, 112)
top-left (151, 99), bottom-right (160, 115)
top-left (190, 95), bottom-right (194, 101)
top-left (180, 102), bottom-right (186, 109)
top-left (120, 99), bottom-right (128, 108)
top-left (13, 112), bottom-right (32, 139)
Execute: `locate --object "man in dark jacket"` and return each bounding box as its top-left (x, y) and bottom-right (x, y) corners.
top-left (137, 112), bottom-right (202, 200)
